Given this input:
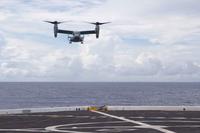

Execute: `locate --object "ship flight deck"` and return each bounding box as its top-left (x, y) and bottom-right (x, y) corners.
top-left (0, 106), bottom-right (200, 133)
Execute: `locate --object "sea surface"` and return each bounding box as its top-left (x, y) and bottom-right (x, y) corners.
top-left (0, 82), bottom-right (200, 109)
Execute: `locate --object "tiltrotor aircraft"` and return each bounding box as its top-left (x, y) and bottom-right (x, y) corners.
top-left (44, 21), bottom-right (110, 44)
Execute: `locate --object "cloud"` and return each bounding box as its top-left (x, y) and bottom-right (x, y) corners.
top-left (114, 52), bottom-right (162, 76)
top-left (162, 61), bottom-right (200, 76)
top-left (0, 0), bottom-right (200, 81)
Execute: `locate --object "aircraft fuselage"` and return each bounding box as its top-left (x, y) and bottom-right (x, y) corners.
top-left (69, 32), bottom-right (84, 43)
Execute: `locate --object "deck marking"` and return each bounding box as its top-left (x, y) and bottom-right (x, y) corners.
top-left (96, 128), bottom-right (137, 132)
top-left (92, 110), bottom-right (176, 133)
top-left (141, 120), bottom-right (200, 123)
top-left (0, 128), bottom-right (47, 132)
top-left (45, 121), bottom-right (129, 133)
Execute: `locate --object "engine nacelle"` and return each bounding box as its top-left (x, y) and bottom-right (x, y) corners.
top-left (95, 25), bottom-right (100, 38)
top-left (54, 24), bottom-right (58, 38)
top-left (96, 32), bottom-right (99, 38)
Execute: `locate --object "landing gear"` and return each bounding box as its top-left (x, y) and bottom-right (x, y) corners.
top-left (69, 41), bottom-right (72, 44)
top-left (81, 41), bottom-right (83, 44)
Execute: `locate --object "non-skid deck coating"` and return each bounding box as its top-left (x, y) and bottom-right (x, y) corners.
top-left (0, 110), bottom-right (200, 133)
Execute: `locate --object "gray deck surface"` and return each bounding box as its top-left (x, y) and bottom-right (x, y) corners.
top-left (0, 110), bottom-right (200, 133)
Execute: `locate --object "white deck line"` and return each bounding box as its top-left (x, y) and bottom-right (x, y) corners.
top-left (92, 110), bottom-right (176, 133)
top-left (0, 129), bottom-right (46, 132)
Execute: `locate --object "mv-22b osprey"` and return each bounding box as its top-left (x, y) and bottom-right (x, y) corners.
top-left (44, 21), bottom-right (110, 44)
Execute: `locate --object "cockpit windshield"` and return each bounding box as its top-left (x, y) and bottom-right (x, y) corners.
top-left (73, 31), bottom-right (80, 36)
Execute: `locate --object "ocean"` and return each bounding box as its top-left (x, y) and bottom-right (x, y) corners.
top-left (0, 82), bottom-right (199, 109)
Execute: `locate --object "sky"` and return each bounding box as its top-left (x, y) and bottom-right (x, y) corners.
top-left (0, 0), bottom-right (200, 82)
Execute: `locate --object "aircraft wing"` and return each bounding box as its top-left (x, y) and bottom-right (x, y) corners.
top-left (58, 29), bottom-right (73, 34)
top-left (80, 30), bottom-right (96, 35)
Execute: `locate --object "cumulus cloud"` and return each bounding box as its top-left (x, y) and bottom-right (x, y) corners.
top-left (0, 0), bottom-right (200, 81)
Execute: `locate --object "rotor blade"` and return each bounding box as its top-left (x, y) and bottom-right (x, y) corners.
top-left (44, 21), bottom-right (56, 24)
top-left (44, 20), bottom-right (71, 24)
top-left (82, 21), bottom-right (94, 24)
top-left (85, 21), bottom-right (111, 25)
top-left (98, 22), bottom-right (111, 25)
